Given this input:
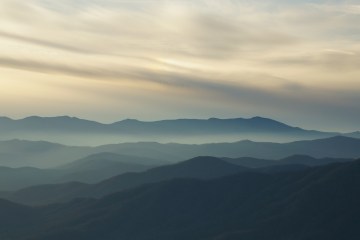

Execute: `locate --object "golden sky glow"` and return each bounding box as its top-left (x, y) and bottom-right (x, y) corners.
top-left (0, 0), bottom-right (359, 131)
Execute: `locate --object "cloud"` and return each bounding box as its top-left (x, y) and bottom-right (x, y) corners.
top-left (0, 31), bottom-right (89, 54)
top-left (178, 12), bottom-right (297, 58)
top-left (1, 55), bottom-right (357, 114)
top-left (0, 0), bottom-right (359, 131)
top-left (266, 50), bottom-right (360, 72)
top-left (0, 0), bottom-right (298, 58)
top-left (311, 3), bottom-right (360, 15)
top-left (0, 56), bottom-right (164, 85)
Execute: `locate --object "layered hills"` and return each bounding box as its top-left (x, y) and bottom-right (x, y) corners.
top-left (1, 155), bottom-right (355, 205)
top-left (0, 136), bottom-right (359, 168)
top-left (0, 159), bottom-right (359, 240)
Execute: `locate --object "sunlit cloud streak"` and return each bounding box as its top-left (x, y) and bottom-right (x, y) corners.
top-left (0, 0), bottom-right (359, 131)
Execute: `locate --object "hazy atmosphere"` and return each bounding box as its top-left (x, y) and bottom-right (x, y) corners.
top-left (0, 0), bottom-right (359, 131)
top-left (0, 1), bottom-right (360, 240)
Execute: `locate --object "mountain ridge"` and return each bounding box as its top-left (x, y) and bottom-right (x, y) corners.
top-left (2, 155), bottom-right (356, 206)
top-left (0, 159), bottom-right (359, 240)
top-left (0, 116), bottom-right (348, 145)
top-left (0, 136), bottom-right (359, 168)
top-left (1, 156), bottom-right (248, 205)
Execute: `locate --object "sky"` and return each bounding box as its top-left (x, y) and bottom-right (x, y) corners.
top-left (0, 0), bottom-right (359, 132)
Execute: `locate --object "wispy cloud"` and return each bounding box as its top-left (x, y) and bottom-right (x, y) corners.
top-left (0, 0), bottom-right (359, 131)
top-left (0, 31), bottom-right (89, 54)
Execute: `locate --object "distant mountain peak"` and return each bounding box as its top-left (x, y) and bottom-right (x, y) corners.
top-left (178, 156), bottom-right (239, 168)
top-left (21, 116), bottom-right (42, 120)
top-left (282, 155), bottom-right (316, 161)
top-left (0, 116), bottom-right (12, 120)
top-left (250, 116), bottom-right (271, 120)
top-left (84, 152), bottom-right (122, 159)
top-left (185, 156), bottom-right (224, 164)
top-left (321, 135), bottom-right (355, 141)
top-left (113, 119), bottom-right (142, 125)
top-left (21, 116), bottom-right (82, 121)
top-left (121, 118), bottom-right (141, 122)
top-left (249, 116), bottom-right (293, 126)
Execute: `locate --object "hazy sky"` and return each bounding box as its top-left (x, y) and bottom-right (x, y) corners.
top-left (0, 0), bottom-right (359, 132)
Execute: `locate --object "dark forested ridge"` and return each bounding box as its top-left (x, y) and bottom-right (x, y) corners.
top-left (0, 159), bottom-right (359, 240)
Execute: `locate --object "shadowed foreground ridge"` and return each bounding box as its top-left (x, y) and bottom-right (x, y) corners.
top-left (0, 159), bottom-right (359, 240)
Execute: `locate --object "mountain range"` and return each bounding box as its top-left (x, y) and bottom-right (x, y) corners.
top-left (0, 115), bottom-right (358, 240)
top-left (0, 152), bottom-right (158, 191)
top-left (0, 159), bottom-right (358, 240)
top-left (0, 116), bottom-right (354, 145)
top-left (0, 136), bottom-right (359, 168)
top-left (0, 152), bottom-right (353, 192)
top-left (1, 155), bottom-right (354, 206)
